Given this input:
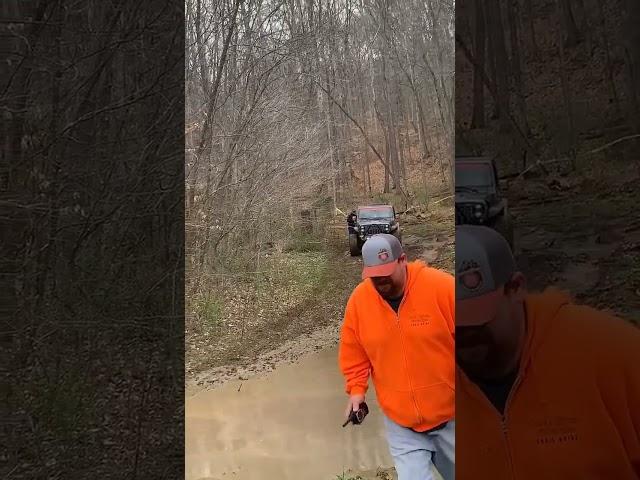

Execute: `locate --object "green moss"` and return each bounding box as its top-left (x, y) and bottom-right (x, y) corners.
top-left (195, 295), bottom-right (224, 331)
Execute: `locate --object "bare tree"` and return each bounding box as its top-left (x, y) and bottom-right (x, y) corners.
top-left (457, 0), bottom-right (640, 176)
top-left (185, 0), bottom-right (454, 296)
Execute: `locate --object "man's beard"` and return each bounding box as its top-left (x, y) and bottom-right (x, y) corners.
top-left (456, 326), bottom-right (516, 380)
top-left (372, 278), bottom-right (402, 299)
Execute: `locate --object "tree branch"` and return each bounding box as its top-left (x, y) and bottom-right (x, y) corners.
top-left (310, 76), bottom-right (408, 200)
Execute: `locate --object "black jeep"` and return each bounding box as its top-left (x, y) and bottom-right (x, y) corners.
top-left (349, 204), bottom-right (401, 256)
top-left (455, 156), bottom-right (514, 247)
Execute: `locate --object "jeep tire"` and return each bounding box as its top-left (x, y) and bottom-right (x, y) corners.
top-left (349, 233), bottom-right (362, 256)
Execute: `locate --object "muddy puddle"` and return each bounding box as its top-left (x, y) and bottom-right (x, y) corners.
top-left (186, 346), bottom-right (394, 480)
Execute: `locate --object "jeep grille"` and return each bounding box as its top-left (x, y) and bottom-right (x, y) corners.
top-left (363, 224), bottom-right (385, 236)
top-left (456, 204), bottom-right (479, 225)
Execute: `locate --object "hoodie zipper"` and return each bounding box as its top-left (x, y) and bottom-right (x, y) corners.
top-left (499, 311), bottom-right (534, 479)
top-left (500, 373), bottom-right (523, 480)
top-left (380, 267), bottom-right (424, 426)
top-left (458, 356), bottom-right (527, 480)
top-left (463, 374), bottom-right (523, 479)
top-left (394, 297), bottom-right (424, 426)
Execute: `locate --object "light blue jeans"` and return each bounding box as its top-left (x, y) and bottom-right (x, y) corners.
top-left (383, 416), bottom-right (455, 480)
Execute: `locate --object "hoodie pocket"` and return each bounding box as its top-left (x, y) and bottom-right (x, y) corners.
top-left (374, 385), bottom-right (421, 428)
top-left (414, 382), bottom-right (455, 425)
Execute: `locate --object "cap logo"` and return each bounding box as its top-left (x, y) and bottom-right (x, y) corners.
top-left (458, 259), bottom-right (483, 291)
top-left (377, 249), bottom-right (390, 261)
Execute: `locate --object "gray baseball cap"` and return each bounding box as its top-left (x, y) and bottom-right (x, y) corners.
top-left (456, 225), bottom-right (516, 326)
top-left (361, 234), bottom-right (403, 279)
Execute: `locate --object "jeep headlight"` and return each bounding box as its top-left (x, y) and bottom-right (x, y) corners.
top-left (385, 225), bottom-right (390, 232)
top-left (473, 204), bottom-right (484, 218)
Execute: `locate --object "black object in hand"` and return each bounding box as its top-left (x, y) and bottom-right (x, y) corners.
top-left (342, 402), bottom-right (369, 427)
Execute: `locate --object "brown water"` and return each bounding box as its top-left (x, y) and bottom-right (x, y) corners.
top-left (185, 346), bottom-right (393, 480)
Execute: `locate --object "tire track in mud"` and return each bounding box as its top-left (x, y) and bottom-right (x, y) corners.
top-left (187, 231), bottom-right (362, 396)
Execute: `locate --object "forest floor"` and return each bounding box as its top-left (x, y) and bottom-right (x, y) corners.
top-left (508, 157), bottom-right (640, 322)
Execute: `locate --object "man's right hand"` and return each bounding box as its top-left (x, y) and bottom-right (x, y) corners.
top-left (344, 394), bottom-right (365, 419)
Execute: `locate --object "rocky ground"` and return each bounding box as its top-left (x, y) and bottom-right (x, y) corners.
top-left (335, 467), bottom-right (397, 480)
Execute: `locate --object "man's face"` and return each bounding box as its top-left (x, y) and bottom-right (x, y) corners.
top-left (456, 277), bottom-right (526, 380)
top-left (370, 257), bottom-right (407, 299)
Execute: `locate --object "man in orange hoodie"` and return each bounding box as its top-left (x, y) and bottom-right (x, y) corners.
top-left (339, 234), bottom-right (455, 480)
top-left (456, 225), bottom-right (640, 479)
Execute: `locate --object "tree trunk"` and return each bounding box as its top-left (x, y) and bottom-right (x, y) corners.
top-left (358, 75), bottom-right (373, 194)
top-left (396, 96), bottom-right (408, 182)
top-left (555, 0), bottom-right (578, 169)
top-left (471, 0), bottom-right (486, 129)
top-left (375, 104), bottom-right (392, 194)
top-left (424, 54), bottom-right (450, 138)
top-left (559, 0), bottom-right (580, 47)
top-left (573, 0), bottom-right (592, 53)
top-left (524, 0), bottom-right (539, 58)
top-left (405, 64), bottom-right (431, 160)
top-left (507, 0), bottom-right (530, 135)
top-left (597, 0), bottom-right (620, 116)
top-left (623, 0), bottom-right (640, 131)
top-left (486, 0), bottom-right (510, 127)
top-left (324, 80), bottom-right (338, 211)
top-left (363, 135), bottom-right (372, 194)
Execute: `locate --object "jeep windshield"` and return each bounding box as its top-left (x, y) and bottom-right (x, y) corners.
top-left (455, 162), bottom-right (494, 193)
top-left (357, 207), bottom-right (393, 221)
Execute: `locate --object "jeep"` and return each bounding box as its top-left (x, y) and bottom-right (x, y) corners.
top-left (455, 156), bottom-right (514, 247)
top-left (349, 204), bottom-right (401, 256)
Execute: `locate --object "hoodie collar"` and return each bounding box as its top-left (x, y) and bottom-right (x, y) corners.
top-left (518, 287), bottom-right (572, 371)
top-left (405, 260), bottom-right (427, 292)
top-left (457, 287), bottom-right (573, 393)
top-left (364, 260), bottom-right (428, 300)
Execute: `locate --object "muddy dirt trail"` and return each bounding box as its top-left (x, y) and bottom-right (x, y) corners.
top-left (186, 347), bottom-right (394, 480)
top-left (186, 214), bottom-right (452, 480)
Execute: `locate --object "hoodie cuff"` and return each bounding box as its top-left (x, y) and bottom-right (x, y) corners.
top-left (348, 385), bottom-right (367, 396)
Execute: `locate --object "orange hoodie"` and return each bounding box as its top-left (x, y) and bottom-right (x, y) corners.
top-left (338, 261), bottom-right (455, 432)
top-left (457, 288), bottom-right (640, 479)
